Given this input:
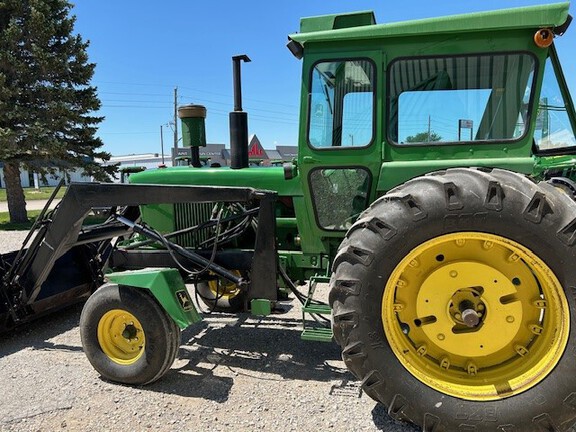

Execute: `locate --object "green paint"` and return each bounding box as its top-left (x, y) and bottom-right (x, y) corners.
top-left (377, 158), bottom-right (535, 192)
top-left (299, 10), bottom-right (375, 33)
top-left (106, 268), bottom-right (202, 329)
top-left (180, 117), bottom-right (206, 148)
top-left (301, 327), bottom-right (333, 342)
top-left (125, 3), bottom-right (576, 320)
top-left (291, 3), bottom-right (569, 44)
top-left (250, 299), bottom-right (272, 316)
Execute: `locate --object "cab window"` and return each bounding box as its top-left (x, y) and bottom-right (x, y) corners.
top-left (534, 56), bottom-right (576, 152)
top-left (309, 167), bottom-right (370, 230)
top-left (308, 59), bottom-right (375, 149)
top-left (388, 53), bottom-right (535, 145)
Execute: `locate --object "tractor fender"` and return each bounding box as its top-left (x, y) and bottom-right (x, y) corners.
top-left (105, 268), bottom-right (202, 329)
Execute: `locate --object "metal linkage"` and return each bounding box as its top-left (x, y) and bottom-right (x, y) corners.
top-left (0, 182), bottom-right (278, 332)
top-left (114, 215), bottom-right (246, 287)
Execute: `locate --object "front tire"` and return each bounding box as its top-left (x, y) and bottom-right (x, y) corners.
top-left (330, 168), bottom-right (576, 431)
top-left (80, 283), bottom-right (181, 385)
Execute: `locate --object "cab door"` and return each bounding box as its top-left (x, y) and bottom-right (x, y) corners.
top-left (297, 52), bottom-right (382, 252)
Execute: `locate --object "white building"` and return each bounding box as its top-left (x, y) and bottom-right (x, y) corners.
top-left (0, 162), bottom-right (92, 189)
top-left (0, 136), bottom-right (298, 188)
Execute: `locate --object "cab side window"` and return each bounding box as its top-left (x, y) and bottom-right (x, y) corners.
top-left (534, 56), bottom-right (576, 151)
top-left (388, 53), bottom-right (535, 145)
top-left (308, 59), bottom-right (375, 149)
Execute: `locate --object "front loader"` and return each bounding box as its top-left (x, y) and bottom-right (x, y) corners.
top-left (2, 3), bottom-right (576, 431)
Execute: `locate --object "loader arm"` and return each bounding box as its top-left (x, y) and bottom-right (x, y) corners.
top-left (1, 182), bottom-right (277, 331)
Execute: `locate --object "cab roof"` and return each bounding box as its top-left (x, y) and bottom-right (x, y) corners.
top-left (289, 2), bottom-right (571, 45)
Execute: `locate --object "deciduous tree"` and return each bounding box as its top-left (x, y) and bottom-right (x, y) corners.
top-left (405, 131), bottom-right (443, 143)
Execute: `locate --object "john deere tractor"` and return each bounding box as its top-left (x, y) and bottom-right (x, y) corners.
top-left (2, 3), bottom-right (576, 431)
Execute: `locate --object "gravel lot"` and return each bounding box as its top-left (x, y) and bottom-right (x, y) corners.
top-left (0, 231), bottom-right (419, 432)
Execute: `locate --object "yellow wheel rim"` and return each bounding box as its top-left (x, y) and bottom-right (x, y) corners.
top-left (97, 309), bottom-right (145, 365)
top-left (208, 270), bottom-right (242, 300)
top-left (382, 232), bottom-right (569, 401)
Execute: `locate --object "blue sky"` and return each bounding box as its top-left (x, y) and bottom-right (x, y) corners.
top-left (71, 1), bottom-right (576, 156)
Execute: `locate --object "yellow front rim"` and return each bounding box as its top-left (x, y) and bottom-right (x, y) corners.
top-left (382, 232), bottom-right (569, 401)
top-left (208, 270), bottom-right (242, 300)
top-left (97, 309), bottom-right (145, 365)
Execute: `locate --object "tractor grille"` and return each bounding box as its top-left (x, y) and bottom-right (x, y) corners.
top-left (173, 202), bottom-right (215, 247)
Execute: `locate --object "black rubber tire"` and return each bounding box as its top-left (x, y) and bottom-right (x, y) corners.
top-left (195, 273), bottom-right (246, 312)
top-left (329, 168), bottom-right (576, 431)
top-left (80, 283), bottom-right (181, 385)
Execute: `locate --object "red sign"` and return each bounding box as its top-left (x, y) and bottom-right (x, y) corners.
top-left (248, 142), bottom-right (265, 158)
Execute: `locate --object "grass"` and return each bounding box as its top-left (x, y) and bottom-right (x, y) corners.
top-left (0, 210), bottom-right (42, 230)
top-left (0, 186), bottom-right (67, 202)
top-left (0, 210), bottom-right (106, 231)
top-left (0, 186), bottom-right (68, 230)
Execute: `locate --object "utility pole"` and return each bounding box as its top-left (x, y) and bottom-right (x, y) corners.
top-left (160, 125), bottom-right (165, 165)
top-left (427, 115), bottom-right (431, 142)
top-left (173, 87), bottom-right (178, 151)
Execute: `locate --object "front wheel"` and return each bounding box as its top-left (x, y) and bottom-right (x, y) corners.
top-left (80, 283), bottom-right (181, 385)
top-left (330, 168), bottom-right (576, 431)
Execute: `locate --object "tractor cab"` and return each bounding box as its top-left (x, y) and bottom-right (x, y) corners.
top-left (288, 3), bottom-right (576, 252)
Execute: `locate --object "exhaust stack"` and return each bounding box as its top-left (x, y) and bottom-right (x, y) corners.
top-left (229, 55), bottom-right (251, 169)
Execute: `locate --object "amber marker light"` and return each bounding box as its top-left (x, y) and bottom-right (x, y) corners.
top-left (534, 28), bottom-right (554, 47)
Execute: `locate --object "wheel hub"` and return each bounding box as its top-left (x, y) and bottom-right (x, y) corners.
top-left (448, 287), bottom-right (485, 328)
top-left (121, 323), bottom-right (138, 340)
top-left (417, 261), bottom-right (523, 357)
top-left (452, 289), bottom-right (484, 328)
top-left (383, 232), bottom-right (569, 400)
top-left (97, 309), bottom-right (146, 365)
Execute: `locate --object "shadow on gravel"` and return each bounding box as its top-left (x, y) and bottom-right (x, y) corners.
top-left (0, 304), bottom-right (83, 357)
top-left (147, 313), bottom-right (421, 431)
top-left (0, 302), bottom-right (420, 431)
top-left (144, 363), bottom-right (235, 402)
top-left (372, 404), bottom-right (421, 432)
top-left (183, 314), bottom-right (343, 380)
top-left (141, 313), bottom-right (346, 401)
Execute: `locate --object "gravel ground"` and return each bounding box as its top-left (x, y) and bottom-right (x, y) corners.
top-left (0, 231), bottom-right (420, 432)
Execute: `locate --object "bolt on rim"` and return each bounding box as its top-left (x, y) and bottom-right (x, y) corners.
top-left (382, 232), bottom-right (570, 401)
top-left (97, 309), bottom-right (146, 365)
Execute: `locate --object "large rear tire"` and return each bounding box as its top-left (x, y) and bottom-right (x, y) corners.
top-left (330, 168), bottom-right (576, 431)
top-left (80, 283), bottom-right (181, 385)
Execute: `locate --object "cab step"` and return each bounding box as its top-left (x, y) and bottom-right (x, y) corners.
top-left (301, 275), bottom-right (333, 342)
top-left (301, 327), bottom-right (333, 342)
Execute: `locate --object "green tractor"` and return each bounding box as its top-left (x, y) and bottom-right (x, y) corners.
top-left (1, 3), bottom-right (576, 431)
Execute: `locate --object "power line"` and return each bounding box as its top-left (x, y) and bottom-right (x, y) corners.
top-left (101, 95), bottom-right (298, 118)
top-left (98, 102), bottom-right (299, 124)
top-left (94, 80), bottom-right (176, 88)
top-left (99, 131), bottom-right (158, 135)
top-left (101, 99), bottom-right (172, 105)
top-left (93, 80), bottom-right (299, 109)
top-left (98, 90), bottom-right (170, 97)
top-left (180, 94), bottom-right (296, 115)
top-left (100, 105), bottom-right (171, 109)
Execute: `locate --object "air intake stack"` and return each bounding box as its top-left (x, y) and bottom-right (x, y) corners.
top-left (229, 55), bottom-right (251, 169)
top-left (178, 104), bottom-right (207, 168)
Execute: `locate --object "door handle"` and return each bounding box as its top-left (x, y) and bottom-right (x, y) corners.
top-left (302, 156), bottom-right (319, 164)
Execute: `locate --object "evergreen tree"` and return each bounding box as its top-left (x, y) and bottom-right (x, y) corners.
top-left (0, 0), bottom-right (115, 223)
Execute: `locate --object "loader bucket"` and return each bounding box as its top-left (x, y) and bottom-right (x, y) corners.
top-left (0, 245), bottom-right (98, 333)
top-left (0, 181), bottom-right (108, 334)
